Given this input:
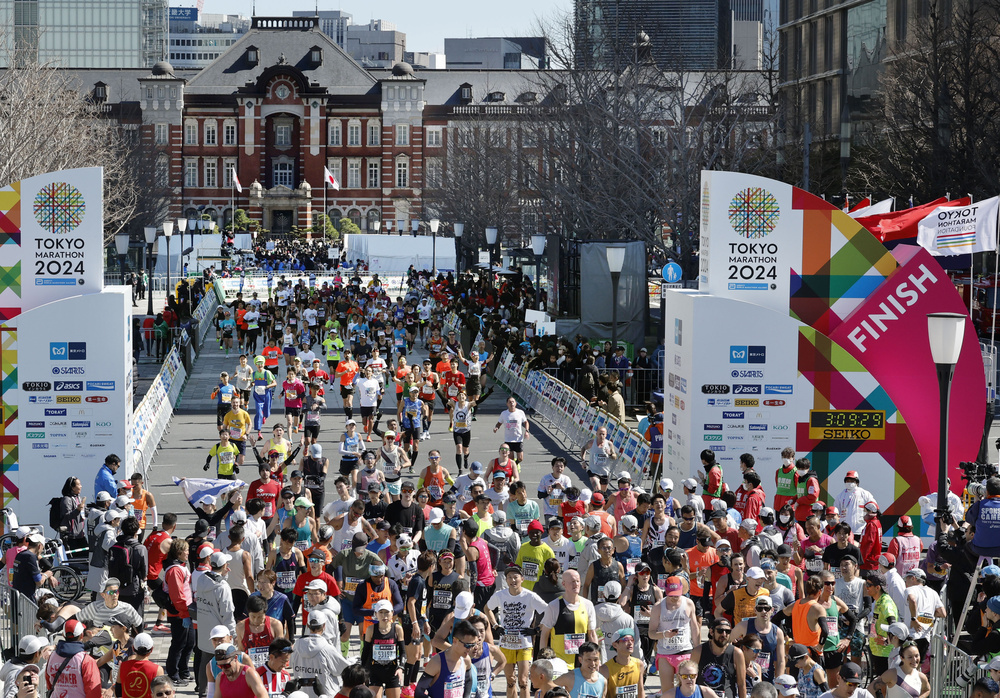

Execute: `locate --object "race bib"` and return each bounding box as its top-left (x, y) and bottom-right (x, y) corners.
top-left (287, 390), bottom-right (298, 400)
top-left (548, 491), bottom-right (564, 507)
top-left (657, 574), bottom-right (670, 591)
top-left (447, 386), bottom-right (458, 397)
top-left (249, 646), bottom-right (269, 668)
top-left (501, 633), bottom-right (523, 650)
top-left (455, 419), bottom-right (468, 430)
top-left (626, 557), bottom-right (641, 576)
top-left (564, 633), bottom-right (585, 655)
top-left (444, 674), bottom-right (464, 698)
top-left (276, 571), bottom-right (295, 589)
top-left (294, 540), bottom-right (308, 551)
top-left (406, 408), bottom-right (417, 417)
top-left (264, 501), bottom-right (274, 517)
top-left (616, 685), bottom-right (637, 698)
top-left (433, 589), bottom-right (452, 609)
top-left (255, 386), bottom-right (266, 395)
top-left (517, 519), bottom-right (529, 535)
top-left (373, 640), bottom-right (396, 663)
top-left (522, 561), bottom-right (539, 581)
top-left (597, 585), bottom-right (608, 603)
top-left (221, 392), bottom-right (232, 403)
top-left (635, 605), bottom-right (651, 624)
top-left (917, 614), bottom-right (934, 626)
top-left (429, 486), bottom-right (443, 500)
top-left (755, 651), bottom-right (771, 674)
top-left (806, 558), bottom-right (823, 572)
top-left (307, 411), bottom-right (320, 422)
top-left (229, 426), bottom-right (243, 439)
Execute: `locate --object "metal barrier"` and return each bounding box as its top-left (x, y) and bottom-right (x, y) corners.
top-left (0, 578), bottom-right (39, 657)
top-left (929, 623), bottom-right (985, 698)
top-left (103, 273), bottom-right (173, 293)
top-left (540, 366), bottom-right (663, 409)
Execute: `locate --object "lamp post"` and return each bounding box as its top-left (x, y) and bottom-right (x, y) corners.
top-left (397, 219), bottom-right (405, 237)
top-left (411, 220), bottom-right (420, 237)
top-left (454, 223), bottom-right (464, 274)
top-left (114, 232), bottom-right (130, 284)
top-left (429, 218), bottom-right (440, 274)
top-left (927, 312), bottom-right (966, 543)
top-left (531, 233), bottom-right (546, 311)
top-left (163, 220), bottom-right (174, 298)
top-left (607, 245), bottom-right (626, 353)
top-left (143, 226), bottom-right (156, 317)
top-left (372, 220), bottom-right (381, 234)
top-left (485, 226), bottom-right (498, 267)
top-left (177, 218), bottom-right (188, 275)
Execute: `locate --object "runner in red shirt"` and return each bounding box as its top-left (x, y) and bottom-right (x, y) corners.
top-left (307, 358), bottom-right (329, 397)
top-left (440, 358), bottom-right (467, 429)
top-left (143, 514), bottom-right (175, 631)
top-left (247, 466), bottom-right (282, 528)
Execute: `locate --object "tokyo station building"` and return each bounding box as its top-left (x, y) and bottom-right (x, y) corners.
top-left (66, 15), bottom-right (548, 235)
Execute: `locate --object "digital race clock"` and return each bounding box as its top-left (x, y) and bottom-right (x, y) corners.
top-left (808, 410), bottom-right (886, 440)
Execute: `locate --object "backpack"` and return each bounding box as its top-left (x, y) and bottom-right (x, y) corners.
top-left (107, 541), bottom-right (137, 590)
top-left (48, 498), bottom-right (62, 533)
top-left (151, 561), bottom-right (178, 613)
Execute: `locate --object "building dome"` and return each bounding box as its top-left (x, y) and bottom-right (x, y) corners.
top-left (391, 61), bottom-right (414, 77)
top-left (151, 60), bottom-right (175, 76)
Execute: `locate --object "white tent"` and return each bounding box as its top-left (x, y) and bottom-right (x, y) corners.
top-left (343, 233), bottom-right (456, 273)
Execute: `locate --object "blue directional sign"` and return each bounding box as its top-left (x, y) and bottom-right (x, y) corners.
top-left (662, 262), bottom-right (683, 283)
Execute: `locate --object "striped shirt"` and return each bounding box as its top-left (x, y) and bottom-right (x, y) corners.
top-left (257, 666), bottom-right (290, 698)
top-left (76, 599), bottom-right (143, 629)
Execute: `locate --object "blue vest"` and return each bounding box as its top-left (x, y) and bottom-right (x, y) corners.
top-left (974, 498), bottom-right (1000, 551)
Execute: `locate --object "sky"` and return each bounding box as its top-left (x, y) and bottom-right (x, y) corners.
top-left (201, 0), bottom-right (574, 54)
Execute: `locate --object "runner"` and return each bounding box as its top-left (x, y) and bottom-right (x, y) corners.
top-left (485, 566), bottom-right (548, 698)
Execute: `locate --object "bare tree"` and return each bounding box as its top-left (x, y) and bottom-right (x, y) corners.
top-left (851, 0), bottom-right (1000, 201)
top-left (0, 51), bottom-right (159, 243)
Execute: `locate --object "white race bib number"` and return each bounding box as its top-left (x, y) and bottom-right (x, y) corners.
top-left (564, 633), bottom-right (585, 655)
top-left (345, 577), bottom-right (361, 594)
top-left (249, 646), bottom-right (269, 668)
top-left (522, 561), bottom-right (539, 581)
top-left (255, 386), bottom-right (266, 395)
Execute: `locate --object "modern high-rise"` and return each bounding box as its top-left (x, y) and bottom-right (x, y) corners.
top-left (293, 11), bottom-right (405, 69)
top-left (575, 0), bottom-right (732, 70)
top-left (0, 0), bottom-right (168, 68)
top-left (168, 7), bottom-right (249, 69)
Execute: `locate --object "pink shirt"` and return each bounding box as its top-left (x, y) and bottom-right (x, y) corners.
top-left (5, 543), bottom-right (25, 584)
top-left (282, 380), bottom-right (305, 408)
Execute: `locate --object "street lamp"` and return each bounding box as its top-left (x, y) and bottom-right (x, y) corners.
top-left (143, 226), bottom-right (156, 317)
top-left (372, 219), bottom-right (381, 234)
top-left (114, 231), bottom-right (130, 284)
top-left (454, 223), bottom-right (464, 274)
top-left (531, 234), bottom-right (546, 310)
top-left (607, 245), bottom-right (626, 353)
top-left (411, 220), bottom-right (420, 237)
top-left (397, 219), bottom-right (405, 237)
top-left (485, 226), bottom-right (498, 267)
top-left (163, 220), bottom-right (174, 299)
top-left (429, 218), bottom-right (440, 274)
top-left (177, 218), bottom-right (188, 275)
top-left (927, 312), bottom-right (966, 543)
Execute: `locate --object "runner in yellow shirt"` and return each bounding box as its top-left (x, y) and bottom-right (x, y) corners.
top-left (514, 520), bottom-right (555, 592)
top-left (221, 394), bottom-right (254, 468)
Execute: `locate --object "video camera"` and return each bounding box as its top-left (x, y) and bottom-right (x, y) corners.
top-left (959, 459), bottom-right (998, 485)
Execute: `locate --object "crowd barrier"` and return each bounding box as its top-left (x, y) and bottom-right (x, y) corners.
top-left (492, 349), bottom-right (653, 483)
top-left (929, 620), bottom-right (982, 697)
top-left (0, 578), bottom-right (39, 659)
top-left (131, 288), bottom-right (218, 477)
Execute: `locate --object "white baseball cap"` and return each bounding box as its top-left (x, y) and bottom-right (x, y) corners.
top-left (454, 591), bottom-right (475, 620)
top-left (373, 599), bottom-right (394, 614)
top-left (660, 478), bottom-right (674, 491)
top-left (304, 579), bottom-right (327, 592)
top-left (428, 508), bottom-right (444, 524)
top-left (209, 625), bottom-right (231, 639)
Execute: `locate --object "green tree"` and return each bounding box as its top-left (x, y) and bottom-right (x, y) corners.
top-left (338, 217), bottom-right (362, 236)
top-left (231, 209), bottom-right (251, 232)
top-left (313, 213), bottom-right (338, 239)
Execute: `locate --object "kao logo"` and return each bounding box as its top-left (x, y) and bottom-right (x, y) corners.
top-left (96, 421), bottom-right (112, 428)
top-left (773, 424), bottom-right (790, 431)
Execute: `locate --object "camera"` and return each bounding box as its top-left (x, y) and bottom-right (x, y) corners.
top-left (955, 658), bottom-right (987, 688)
top-left (959, 460), bottom-right (999, 485)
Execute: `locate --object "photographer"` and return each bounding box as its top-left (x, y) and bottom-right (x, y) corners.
top-left (938, 522), bottom-right (980, 638)
top-left (966, 477), bottom-right (1000, 556)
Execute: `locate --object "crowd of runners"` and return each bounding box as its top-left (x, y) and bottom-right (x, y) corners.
top-left (4, 265), bottom-right (1000, 698)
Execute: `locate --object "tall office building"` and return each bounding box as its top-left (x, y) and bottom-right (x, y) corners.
top-left (0, 0), bottom-right (168, 68)
top-left (168, 7), bottom-right (249, 69)
top-left (293, 11), bottom-right (405, 68)
top-left (292, 10), bottom-right (351, 48)
top-left (575, 0), bottom-right (732, 70)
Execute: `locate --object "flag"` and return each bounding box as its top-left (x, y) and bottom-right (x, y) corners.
top-left (172, 476), bottom-right (246, 506)
top-left (848, 197), bottom-right (894, 219)
top-left (231, 167), bottom-right (242, 193)
top-left (847, 197), bottom-right (871, 213)
top-left (324, 166), bottom-right (340, 190)
top-left (916, 195), bottom-right (1000, 255)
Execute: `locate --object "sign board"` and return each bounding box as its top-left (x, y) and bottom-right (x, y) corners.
top-left (662, 262), bottom-right (683, 283)
top-left (665, 171), bottom-right (985, 526)
top-left (169, 7), bottom-right (198, 21)
top-left (12, 290), bottom-right (132, 528)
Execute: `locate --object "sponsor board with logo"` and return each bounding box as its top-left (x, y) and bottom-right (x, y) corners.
top-left (704, 434), bottom-right (723, 441)
top-left (735, 399), bottom-right (759, 407)
top-left (56, 395), bottom-right (81, 403)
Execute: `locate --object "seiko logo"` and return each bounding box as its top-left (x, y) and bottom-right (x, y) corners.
top-left (735, 399), bottom-right (759, 407)
top-left (57, 396), bottom-right (81, 403)
top-left (702, 384), bottom-right (730, 394)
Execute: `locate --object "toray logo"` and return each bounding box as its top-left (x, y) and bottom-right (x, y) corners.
top-left (730, 346), bottom-right (766, 363)
top-left (49, 342), bottom-right (86, 361)
top-left (44, 409), bottom-right (67, 416)
top-left (722, 411), bottom-right (745, 419)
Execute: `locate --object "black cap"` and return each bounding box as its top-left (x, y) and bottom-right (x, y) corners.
top-left (776, 544), bottom-right (793, 557)
top-left (867, 572), bottom-right (887, 589)
top-left (839, 663), bottom-right (863, 682)
top-left (788, 643), bottom-right (809, 661)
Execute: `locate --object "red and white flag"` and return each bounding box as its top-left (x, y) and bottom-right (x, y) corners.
top-left (324, 166), bottom-right (340, 190)
top-left (231, 167), bottom-right (242, 193)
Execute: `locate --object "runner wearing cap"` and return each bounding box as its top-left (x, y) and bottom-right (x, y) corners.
top-left (353, 563), bottom-right (403, 637)
top-left (11, 533), bottom-right (53, 600)
top-left (399, 387), bottom-right (426, 464)
top-left (718, 566), bottom-right (770, 625)
top-left (418, 451), bottom-right (454, 508)
top-left (413, 618), bottom-right (476, 698)
top-left (822, 663), bottom-right (875, 698)
top-left (330, 535), bottom-right (384, 653)
top-left (334, 350), bottom-right (360, 421)
top-left (46, 619), bottom-right (101, 698)
top-left (485, 444), bottom-right (521, 485)
top-left (515, 520), bottom-right (555, 592)
top-left (613, 514), bottom-right (644, 577)
top-left (587, 493), bottom-right (615, 539)
top-left (833, 472), bottom-right (877, 537)
top-left (118, 632), bottom-right (163, 698)
top-left (361, 599), bottom-right (405, 698)
top-left (730, 594), bottom-right (785, 685)
top-left (544, 517), bottom-right (576, 573)
top-left (222, 395), bottom-right (255, 469)
top-left (607, 472), bottom-right (637, 523)
top-left (815, 570), bottom-right (851, 682)
top-left (291, 553), bottom-right (341, 628)
top-left (859, 504), bottom-right (883, 572)
top-left (648, 575), bottom-right (699, 686)
top-left (621, 562), bottom-right (662, 665)
top-left (378, 431), bottom-right (409, 502)
top-left (213, 643), bottom-right (268, 698)
top-left (485, 567), bottom-right (547, 698)
top-left (601, 628), bottom-right (644, 698)
top-left (338, 420), bottom-right (364, 477)
top-left (662, 659), bottom-right (720, 698)
top-left (886, 516), bottom-right (922, 576)
top-left (901, 568), bottom-right (943, 663)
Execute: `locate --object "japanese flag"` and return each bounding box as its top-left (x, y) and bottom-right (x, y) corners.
top-left (231, 167), bottom-right (243, 193)
top-left (324, 166), bottom-right (340, 190)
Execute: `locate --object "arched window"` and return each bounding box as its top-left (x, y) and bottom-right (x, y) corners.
top-left (348, 209), bottom-right (362, 228)
top-left (366, 209), bottom-right (380, 231)
top-left (328, 208), bottom-right (343, 223)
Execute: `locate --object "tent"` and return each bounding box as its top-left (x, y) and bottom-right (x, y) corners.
top-left (343, 233), bottom-right (455, 274)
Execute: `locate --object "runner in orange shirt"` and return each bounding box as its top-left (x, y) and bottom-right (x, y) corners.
top-left (335, 350), bottom-right (360, 420)
top-left (262, 340), bottom-right (282, 372)
top-left (687, 532), bottom-right (721, 618)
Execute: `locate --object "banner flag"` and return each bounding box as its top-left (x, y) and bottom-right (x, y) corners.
top-left (917, 196), bottom-right (1000, 255)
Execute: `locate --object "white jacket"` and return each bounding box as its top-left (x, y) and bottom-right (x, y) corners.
top-left (834, 486), bottom-right (877, 535)
top-left (291, 634), bottom-right (350, 695)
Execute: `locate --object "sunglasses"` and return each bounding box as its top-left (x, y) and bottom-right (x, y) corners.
top-left (429, 456), bottom-right (440, 460)
top-left (748, 647), bottom-right (761, 654)
top-left (714, 628), bottom-right (731, 634)
top-left (105, 588), bottom-right (120, 595)
top-left (824, 581), bottom-right (836, 586)
top-left (683, 517), bottom-right (695, 522)
top-left (461, 641), bottom-right (477, 649)
top-left (678, 674), bottom-right (697, 680)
